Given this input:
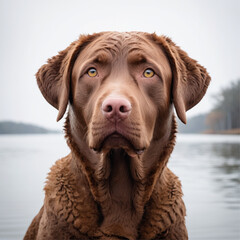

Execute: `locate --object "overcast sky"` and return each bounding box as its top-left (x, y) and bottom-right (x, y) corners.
top-left (1, 0), bottom-right (239, 129)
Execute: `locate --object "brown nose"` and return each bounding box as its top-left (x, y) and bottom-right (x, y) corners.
top-left (102, 97), bottom-right (132, 122)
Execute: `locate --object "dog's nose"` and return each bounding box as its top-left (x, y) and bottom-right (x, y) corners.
top-left (102, 97), bottom-right (132, 121)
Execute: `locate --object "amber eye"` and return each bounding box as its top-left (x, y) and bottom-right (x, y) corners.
top-left (87, 68), bottom-right (97, 77)
top-left (143, 68), bottom-right (155, 78)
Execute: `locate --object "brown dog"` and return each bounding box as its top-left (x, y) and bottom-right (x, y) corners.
top-left (24, 32), bottom-right (210, 240)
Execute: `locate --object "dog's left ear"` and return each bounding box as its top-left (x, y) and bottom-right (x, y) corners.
top-left (151, 34), bottom-right (211, 124)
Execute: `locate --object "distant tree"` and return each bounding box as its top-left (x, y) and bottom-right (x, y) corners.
top-left (178, 114), bottom-right (208, 133)
top-left (207, 79), bottom-right (240, 131)
top-left (206, 111), bottom-right (224, 131)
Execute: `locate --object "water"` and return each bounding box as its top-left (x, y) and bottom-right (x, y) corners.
top-left (0, 134), bottom-right (239, 240)
top-left (170, 134), bottom-right (240, 240)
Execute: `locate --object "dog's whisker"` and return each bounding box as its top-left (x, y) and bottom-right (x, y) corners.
top-left (124, 125), bottom-right (141, 132)
top-left (123, 130), bottom-right (141, 138)
top-left (91, 122), bottom-right (105, 126)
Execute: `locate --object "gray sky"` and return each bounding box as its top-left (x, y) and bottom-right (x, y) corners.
top-left (1, 0), bottom-right (239, 129)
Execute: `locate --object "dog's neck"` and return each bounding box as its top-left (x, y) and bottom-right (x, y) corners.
top-left (65, 113), bottom-right (177, 240)
top-left (95, 149), bottom-right (143, 239)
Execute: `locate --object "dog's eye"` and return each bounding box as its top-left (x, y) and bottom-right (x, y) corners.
top-left (143, 68), bottom-right (155, 78)
top-left (87, 68), bottom-right (98, 77)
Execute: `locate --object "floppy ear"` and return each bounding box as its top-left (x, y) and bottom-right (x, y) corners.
top-left (36, 34), bottom-right (99, 121)
top-left (151, 34), bottom-right (211, 124)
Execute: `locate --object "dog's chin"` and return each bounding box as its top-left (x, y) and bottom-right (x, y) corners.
top-left (93, 133), bottom-right (145, 157)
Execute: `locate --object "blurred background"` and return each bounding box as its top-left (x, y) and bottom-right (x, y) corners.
top-left (0, 0), bottom-right (239, 239)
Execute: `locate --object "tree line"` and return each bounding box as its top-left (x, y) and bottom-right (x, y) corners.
top-left (206, 79), bottom-right (240, 132)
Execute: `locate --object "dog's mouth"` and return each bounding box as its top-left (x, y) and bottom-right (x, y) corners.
top-left (93, 131), bottom-right (145, 157)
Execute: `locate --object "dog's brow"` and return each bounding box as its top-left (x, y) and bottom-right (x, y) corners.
top-left (91, 51), bottom-right (111, 64)
top-left (127, 52), bottom-right (147, 65)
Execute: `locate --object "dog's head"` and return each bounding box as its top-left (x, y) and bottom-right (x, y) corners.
top-left (36, 32), bottom-right (210, 155)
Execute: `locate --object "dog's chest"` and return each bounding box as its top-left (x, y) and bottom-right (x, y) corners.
top-left (46, 157), bottom-right (186, 240)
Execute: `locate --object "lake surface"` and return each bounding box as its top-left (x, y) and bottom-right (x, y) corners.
top-left (0, 134), bottom-right (239, 240)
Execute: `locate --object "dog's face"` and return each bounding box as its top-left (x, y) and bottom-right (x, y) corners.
top-left (36, 32), bottom-right (210, 156)
top-left (70, 32), bottom-right (172, 155)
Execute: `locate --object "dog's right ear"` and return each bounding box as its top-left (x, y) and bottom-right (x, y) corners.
top-left (36, 34), bottom-right (99, 121)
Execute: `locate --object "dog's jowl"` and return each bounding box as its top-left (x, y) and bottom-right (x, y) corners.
top-left (24, 32), bottom-right (210, 240)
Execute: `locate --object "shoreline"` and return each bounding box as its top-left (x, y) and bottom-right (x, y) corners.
top-left (203, 128), bottom-right (240, 135)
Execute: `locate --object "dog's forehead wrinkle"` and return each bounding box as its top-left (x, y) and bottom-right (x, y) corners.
top-left (89, 32), bottom-right (150, 60)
